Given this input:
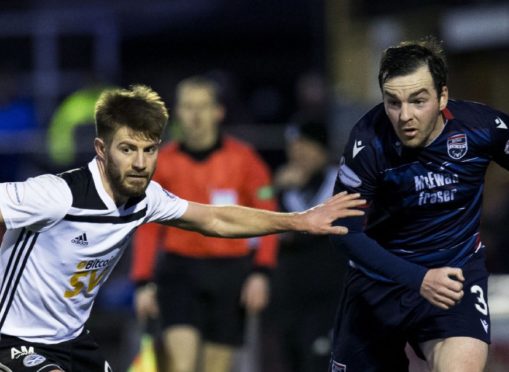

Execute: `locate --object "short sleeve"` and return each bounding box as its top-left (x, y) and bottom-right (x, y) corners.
top-left (0, 175), bottom-right (72, 232)
top-left (144, 181), bottom-right (189, 223)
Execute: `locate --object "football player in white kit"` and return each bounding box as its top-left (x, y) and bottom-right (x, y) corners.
top-left (0, 85), bottom-right (364, 372)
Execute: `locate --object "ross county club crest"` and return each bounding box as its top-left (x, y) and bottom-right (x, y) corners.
top-left (447, 133), bottom-right (468, 160)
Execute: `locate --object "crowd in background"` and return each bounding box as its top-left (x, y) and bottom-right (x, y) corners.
top-left (1, 1), bottom-right (509, 371)
top-left (2, 66), bottom-right (509, 371)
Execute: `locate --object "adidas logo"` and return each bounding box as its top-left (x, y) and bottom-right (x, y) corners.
top-left (71, 233), bottom-right (89, 246)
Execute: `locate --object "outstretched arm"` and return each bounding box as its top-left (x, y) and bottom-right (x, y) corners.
top-left (162, 192), bottom-right (365, 237)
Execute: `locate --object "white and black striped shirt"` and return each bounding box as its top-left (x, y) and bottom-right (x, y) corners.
top-left (0, 158), bottom-right (188, 343)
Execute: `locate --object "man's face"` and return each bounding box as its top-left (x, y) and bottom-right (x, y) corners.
top-left (383, 65), bottom-right (448, 148)
top-left (176, 86), bottom-right (224, 146)
top-left (102, 126), bottom-right (159, 200)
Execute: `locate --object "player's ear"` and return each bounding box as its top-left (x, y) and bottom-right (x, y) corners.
top-left (439, 86), bottom-right (448, 111)
top-left (215, 104), bottom-right (225, 123)
top-left (94, 137), bottom-right (106, 161)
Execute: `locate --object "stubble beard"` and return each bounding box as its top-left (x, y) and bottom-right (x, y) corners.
top-left (105, 158), bottom-right (150, 200)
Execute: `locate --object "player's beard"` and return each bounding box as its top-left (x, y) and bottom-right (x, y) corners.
top-left (105, 158), bottom-right (152, 200)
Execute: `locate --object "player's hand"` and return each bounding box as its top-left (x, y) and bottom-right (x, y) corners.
top-left (299, 192), bottom-right (365, 235)
top-left (134, 283), bottom-right (159, 322)
top-left (240, 273), bottom-right (270, 314)
top-left (420, 267), bottom-right (465, 310)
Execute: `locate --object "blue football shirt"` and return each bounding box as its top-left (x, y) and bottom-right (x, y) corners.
top-left (333, 100), bottom-right (509, 287)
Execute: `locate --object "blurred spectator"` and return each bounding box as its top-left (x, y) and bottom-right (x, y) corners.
top-left (0, 73), bottom-right (37, 132)
top-left (131, 75), bottom-right (278, 372)
top-left (206, 70), bottom-right (255, 126)
top-left (290, 72), bottom-right (328, 126)
top-left (263, 121), bottom-right (347, 372)
top-left (0, 72), bottom-right (37, 181)
top-left (290, 71), bottom-right (369, 160)
top-left (47, 84), bottom-right (113, 169)
top-left (481, 163), bottom-right (509, 273)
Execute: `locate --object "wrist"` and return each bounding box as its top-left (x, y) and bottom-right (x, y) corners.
top-left (289, 211), bottom-right (306, 233)
top-left (413, 267), bottom-right (428, 291)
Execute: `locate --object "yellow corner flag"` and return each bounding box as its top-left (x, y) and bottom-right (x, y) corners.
top-left (128, 334), bottom-right (158, 372)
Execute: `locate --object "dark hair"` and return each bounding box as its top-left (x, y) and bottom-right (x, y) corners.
top-left (378, 36), bottom-right (448, 95)
top-left (175, 75), bottom-right (223, 104)
top-left (286, 121), bottom-right (328, 148)
top-left (95, 85), bottom-right (168, 143)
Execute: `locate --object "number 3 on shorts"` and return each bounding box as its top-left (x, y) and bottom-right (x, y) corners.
top-left (470, 285), bottom-right (488, 316)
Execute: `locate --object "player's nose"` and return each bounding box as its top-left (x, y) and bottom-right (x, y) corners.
top-left (132, 151), bottom-right (147, 170)
top-left (399, 103), bottom-right (412, 122)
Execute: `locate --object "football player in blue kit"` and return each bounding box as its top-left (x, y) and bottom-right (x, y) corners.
top-left (329, 37), bottom-right (509, 372)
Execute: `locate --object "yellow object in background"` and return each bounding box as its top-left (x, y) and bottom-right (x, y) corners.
top-left (128, 334), bottom-right (158, 372)
top-left (47, 86), bottom-right (112, 166)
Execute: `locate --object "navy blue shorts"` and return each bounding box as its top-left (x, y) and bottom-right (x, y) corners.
top-left (330, 251), bottom-right (490, 372)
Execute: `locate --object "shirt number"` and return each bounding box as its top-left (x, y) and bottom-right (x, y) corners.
top-left (64, 269), bottom-right (109, 298)
top-left (470, 285), bottom-right (488, 316)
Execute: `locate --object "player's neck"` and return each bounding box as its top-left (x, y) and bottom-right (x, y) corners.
top-left (425, 114), bottom-right (446, 147)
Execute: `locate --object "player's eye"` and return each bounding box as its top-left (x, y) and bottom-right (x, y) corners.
top-left (120, 146), bottom-right (133, 154)
top-left (145, 146), bottom-right (157, 154)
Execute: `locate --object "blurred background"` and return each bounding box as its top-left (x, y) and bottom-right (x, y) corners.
top-left (1, 0), bottom-right (509, 370)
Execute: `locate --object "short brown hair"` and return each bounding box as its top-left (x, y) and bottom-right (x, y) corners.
top-left (175, 76), bottom-right (222, 104)
top-left (95, 85), bottom-right (169, 143)
top-left (378, 36), bottom-right (448, 95)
